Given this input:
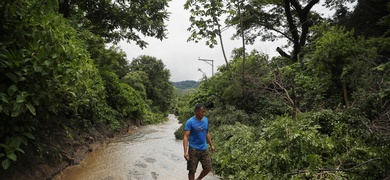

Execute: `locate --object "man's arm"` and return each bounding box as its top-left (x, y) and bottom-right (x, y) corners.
top-left (206, 131), bottom-right (216, 153)
top-left (183, 130), bottom-right (190, 160)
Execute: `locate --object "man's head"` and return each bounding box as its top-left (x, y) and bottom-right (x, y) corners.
top-left (194, 103), bottom-right (206, 120)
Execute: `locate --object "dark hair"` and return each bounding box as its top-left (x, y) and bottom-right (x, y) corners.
top-left (194, 103), bottom-right (205, 112)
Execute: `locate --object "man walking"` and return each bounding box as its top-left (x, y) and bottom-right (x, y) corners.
top-left (183, 104), bottom-right (216, 180)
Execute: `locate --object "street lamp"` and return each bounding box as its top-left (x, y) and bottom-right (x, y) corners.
top-left (198, 57), bottom-right (214, 76)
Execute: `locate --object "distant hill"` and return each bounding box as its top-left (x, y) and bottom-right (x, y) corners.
top-left (172, 80), bottom-right (200, 90)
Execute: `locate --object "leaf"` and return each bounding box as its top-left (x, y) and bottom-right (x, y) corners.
top-left (6, 72), bottom-right (18, 83)
top-left (21, 137), bottom-right (28, 146)
top-left (7, 153), bottom-right (17, 161)
top-left (2, 159), bottom-right (10, 170)
top-left (18, 76), bottom-right (26, 82)
top-left (33, 65), bottom-right (42, 72)
top-left (11, 104), bottom-right (21, 117)
top-left (8, 136), bottom-right (23, 148)
top-left (372, 63), bottom-right (386, 71)
top-left (15, 148), bottom-right (25, 154)
top-left (0, 53), bottom-right (7, 59)
top-left (11, 110), bottom-right (21, 118)
top-left (0, 93), bottom-right (8, 103)
top-left (44, 60), bottom-right (51, 66)
top-left (47, 0), bottom-right (59, 12)
top-left (23, 132), bottom-right (35, 140)
top-left (7, 85), bottom-right (18, 96)
top-left (0, 153), bottom-right (5, 158)
top-left (16, 94), bottom-right (25, 103)
top-left (0, 144), bottom-right (9, 149)
top-left (26, 104), bottom-right (36, 116)
top-left (12, 59), bottom-right (20, 67)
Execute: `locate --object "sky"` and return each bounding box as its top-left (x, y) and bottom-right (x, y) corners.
top-left (118, 0), bottom-right (337, 82)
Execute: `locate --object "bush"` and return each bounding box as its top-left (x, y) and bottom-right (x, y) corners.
top-left (206, 106), bottom-right (251, 126)
top-left (143, 112), bottom-right (168, 124)
top-left (0, 11), bottom-right (109, 169)
top-left (211, 111), bottom-right (390, 179)
top-left (177, 107), bottom-right (193, 124)
top-left (101, 71), bottom-right (147, 122)
top-left (174, 124), bottom-right (185, 140)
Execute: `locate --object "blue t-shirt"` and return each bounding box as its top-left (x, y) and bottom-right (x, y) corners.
top-left (184, 116), bottom-right (209, 151)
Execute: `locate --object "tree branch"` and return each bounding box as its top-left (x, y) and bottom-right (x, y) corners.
top-left (299, 0), bottom-right (319, 47)
top-left (268, 26), bottom-right (295, 42)
top-left (273, 75), bottom-right (301, 113)
top-left (216, 20), bottom-right (233, 80)
top-left (283, 0), bottom-right (299, 43)
top-left (290, 0), bottom-right (303, 14)
top-left (303, 0), bottom-right (320, 14)
top-left (283, 0), bottom-right (300, 60)
top-left (276, 47), bottom-right (291, 59)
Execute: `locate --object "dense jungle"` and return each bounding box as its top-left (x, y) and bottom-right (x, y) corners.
top-left (1, 0), bottom-right (390, 179)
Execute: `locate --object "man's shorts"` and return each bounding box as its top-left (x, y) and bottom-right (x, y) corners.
top-left (187, 146), bottom-right (212, 173)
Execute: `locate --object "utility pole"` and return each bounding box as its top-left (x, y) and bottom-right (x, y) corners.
top-left (198, 57), bottom-right (214, 76)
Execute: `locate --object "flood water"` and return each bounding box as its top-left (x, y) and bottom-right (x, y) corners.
top-left (55, 114), bottom-right (220, 180)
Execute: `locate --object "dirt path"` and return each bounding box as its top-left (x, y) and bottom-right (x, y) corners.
top-left (54, 114), bottom-right (220, 180)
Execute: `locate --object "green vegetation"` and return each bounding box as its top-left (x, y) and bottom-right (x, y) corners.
top-left (172, 80), bottom-right (200, 116)
top-left (0, 0), bottom-right (173, 174)
top-left (176, 0), bottom-right (390, 179)
top-left (172, 80), bottom-right (200, 91)
top-left (1, 0), bottom-right (389, 179)
top-left (130, 55), bottom-right (174, 115)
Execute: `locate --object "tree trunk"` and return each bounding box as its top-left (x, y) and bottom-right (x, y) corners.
top-left (217, 23), bottom-right (233, 80)
top-left (343, 82), bottom-right (350, 108)
top-left (238, 1), bottom-right (247, 99)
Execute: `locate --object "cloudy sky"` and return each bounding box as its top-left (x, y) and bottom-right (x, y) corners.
top-left (119, 0), bottom-right (333, 82)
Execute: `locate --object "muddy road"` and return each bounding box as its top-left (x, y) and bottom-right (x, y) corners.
top-left (55, 115), bottom-right (220, 180)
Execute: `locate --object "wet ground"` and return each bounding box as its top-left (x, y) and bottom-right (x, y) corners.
top-left (55, 115), bottom-right (220, 180)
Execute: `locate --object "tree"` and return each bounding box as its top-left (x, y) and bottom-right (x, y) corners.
top-left (101, 71), bottom-right (146, 121)
top-left (178, 1), bottom-right (390, 179)
top-left (184, 0), bottom-right (238, 77)
top-left (237, 0), bottom-right (323, 61)
top-left (0, 2), bottom-right (112, 169)
top-left (300, 24), bottom-right (382, 109)
top-left (172, 80), bottom-right (200, 90)
top-left (83, 33), bottom-right (130, 79)
top-left (121, 71), bottom-right (149, 100)
top-left (129, 55), bottom-right (174, 114)
top-left (58, 0), bottom-right (170, 47)
top-left (0, 0), bottom-right (172, 172)
top-left (334, 0), bottom-right (390, 38)
top-left (185, 0), bottom-right (359, 61)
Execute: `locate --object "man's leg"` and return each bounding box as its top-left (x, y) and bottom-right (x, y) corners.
top-left (195, 168), bottom-right (210, 180)
top-left (187, 161), bottom-right (197, 180)
top-left (187, 147), bottom-right (200, 180)
top-left (196, 149), bottom-right (212, 180)
top-left (188, 172), bottom-right (195, 180)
